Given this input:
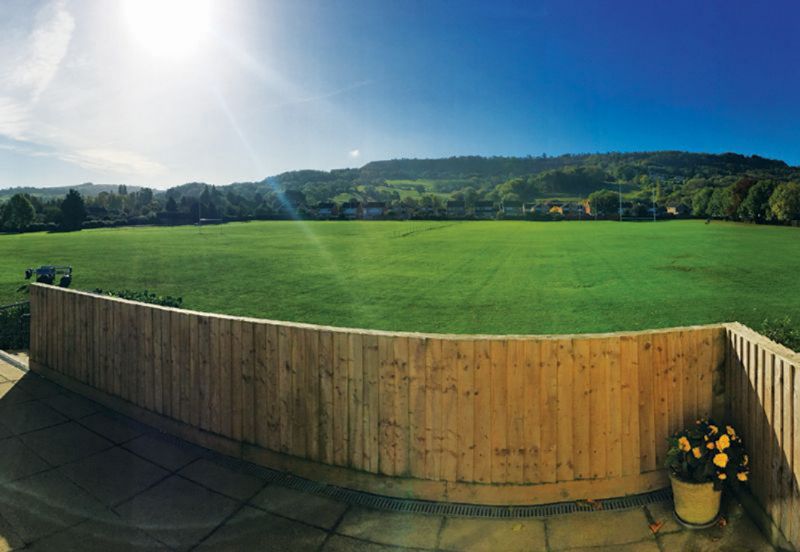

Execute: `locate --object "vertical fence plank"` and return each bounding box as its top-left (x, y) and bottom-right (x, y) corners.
top-left (425, 339), bottom-right (443, 480)
top-left (240, 321), bottom-right (256, 444)
top-left (573, 338), bottom-right (592, 478)
top-left (378, 335), bottom-right (397, 476)
top-left (620, 335), bottom-right (641, 477)
top-left (219, 318), bottom-right (233, 438)
top-left (588, 339), bottom-right (608, 479)
top-left (523, 340), bottom-right (541, 483)
top-left (637, 333), bottom-right (656, 473)
top-left (540, 339), bottom-right (559, 484)
top-left (652, 332), bottom-right (670, 467)
top-left (490, 339), bottom-right (508, 483)
top-left (363, 334), bottom-right (380, 473)
top-left (347, 332), bottom-right (364, 470)
top-left (265, 324), bottom-right (280, 451)
top-left (318, 330), bottom-right (335, 465)
top-left (441, 339), bottom-right (459, 482)
top-left (473, 339), bottom-right (492, 483)
top-left (606, 337), bottom-right (623, 479)
top-left (409, 337), bottom-right (428, 477)
top-left (230, 319), bottom-right (243, 441)
top-left (506, 340), bottom-right (525, 484)
top-left (395, 336), bottom-right (410, 477)
top-left (456, 339), bottom-right (474, 482)
top-left (331, 330), bottom-right (349, 466)
top-left (555, 338), bottom-right (574, 483)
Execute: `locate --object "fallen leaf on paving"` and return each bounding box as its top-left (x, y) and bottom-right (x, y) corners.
top-left (649, 521), bottom-right (664, 534)
top-left (512, 523), bottom-right (523, 532)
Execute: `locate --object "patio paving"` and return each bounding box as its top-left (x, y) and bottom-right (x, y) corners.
top-left (0, 358), bottom-right (777, 551)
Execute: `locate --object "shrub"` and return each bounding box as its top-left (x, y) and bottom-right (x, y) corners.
top-left (92, 289), bottom-right (183, 308)
top-left (760, 316), bottom-right (800, 352)
top-left (0, 302), bottom-right (30, 350)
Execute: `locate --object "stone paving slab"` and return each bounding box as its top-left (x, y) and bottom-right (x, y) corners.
top-left (39, 392), bottom-right (103, 420)
top-left (123, 433), bottom-right (204, 471)
top-left (196, 505), bottom-right (328, 551)
top-left (114, 474), bottom-right (239, 551)
top-left (179, 458), bottom-right (266, 501)
top-left (78, 411), bottom-right (148, 444)
top-left (0, 402), bottom-right (65, 435)
top-left (250, 484), bottom-right (349, 530)
top-left (0, 470), bottom-right (112, 544)
top-left (58, 447), bottom-right (169, 507)
top-left (0, 438), bottom-right (49, 484)
top-left (439, 517), bottom-right (547, 552)
top-left (26, 519), bottom-right (168, 552)
top-left (336, 508), bottom-right (443, 550)
top-left (546, 507), bottom-right (655, 550)
top-left (19, 421), bottom-right (112, 466)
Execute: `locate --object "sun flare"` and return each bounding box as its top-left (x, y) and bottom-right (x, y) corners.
top-left (123, 0), bottom-right (211, 59)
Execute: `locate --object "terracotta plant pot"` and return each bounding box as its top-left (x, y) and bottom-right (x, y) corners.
top-left (669, 473), bottom-right (722, 528)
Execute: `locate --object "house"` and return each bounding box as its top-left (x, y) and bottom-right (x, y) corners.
top-left (563, 202), bottom-right (586, 219)
top-left (527, 203), bottom-right (548, 216)
top-left (502, 201), bottom-right (523, 217)
top-left (446, 201), bottom-right (466, 218)
top-left (667, 205), bottom-right (690, 217)
top-left (473, 200), bottom-right (496, 219)
top-left (316, 202), bottom-right (337, 219)
top-left (362, 202), bottom-right (386, 219)
top-left (340, 201), bottom-right (360, 219)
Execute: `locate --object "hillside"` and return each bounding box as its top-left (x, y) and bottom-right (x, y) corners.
top-left (0, 182), bottom-right (141, 200)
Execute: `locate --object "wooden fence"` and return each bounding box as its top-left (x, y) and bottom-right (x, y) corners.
top-left (27, 284), bottom-right (727, 505)
top-left (725, 323), bottom-right (799, 550)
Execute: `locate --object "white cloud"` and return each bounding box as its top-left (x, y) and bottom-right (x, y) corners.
top-left (349, 148), bottom-right (360, 158)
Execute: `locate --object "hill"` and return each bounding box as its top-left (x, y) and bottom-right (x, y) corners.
top-left (0, 183), bottom-right (142, 200)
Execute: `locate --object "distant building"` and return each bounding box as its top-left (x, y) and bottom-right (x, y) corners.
top-left (547, 201), bottom-right (564, 215)
top-left (362, 202), bottom-right (386, 219)
top-left (474, 200), bottom-right (496, 219)
top-left (667, 205), bottom-right (690, 217)
top-left (502, 201), bottom-right (523, 217)
top-left (316, 202), bottom-right (337, 218)
top-left (446, 201), bottom-right (466, 218)
top-left (340, 201), bottom-right (360, 219)
top-left (528, 203), bottom-right (548, 216)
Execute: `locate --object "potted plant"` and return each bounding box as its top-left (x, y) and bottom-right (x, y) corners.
top-left (665, 418), bottom-right (749, 528)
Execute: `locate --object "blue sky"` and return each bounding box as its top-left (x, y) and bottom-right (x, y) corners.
top-left (1, 0), bottom-right (798, 189)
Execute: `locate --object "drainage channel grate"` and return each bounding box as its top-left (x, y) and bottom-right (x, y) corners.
top-left (220, 454), bottom-right (673, 518)
top-left (179, 440), bottom-right (673, 519)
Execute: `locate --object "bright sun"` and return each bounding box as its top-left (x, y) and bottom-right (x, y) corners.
top-left (123, 0), bottom-right (211, 59)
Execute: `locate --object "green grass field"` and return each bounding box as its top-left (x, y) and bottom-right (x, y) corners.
top-left (2, 220), bottom-right (798, 335)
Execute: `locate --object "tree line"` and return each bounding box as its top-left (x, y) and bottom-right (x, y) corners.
top-left (2, 151), bottom-right (799, 232)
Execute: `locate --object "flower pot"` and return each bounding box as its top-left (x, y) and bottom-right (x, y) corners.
top-left (669, 473), bottom-right (722, 528)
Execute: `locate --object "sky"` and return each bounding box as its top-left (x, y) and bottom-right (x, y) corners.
top-left (1, 0), bottom-right (799, 190)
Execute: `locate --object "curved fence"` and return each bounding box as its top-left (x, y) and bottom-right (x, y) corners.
top-left (28, 284), bottom-right (728, 505)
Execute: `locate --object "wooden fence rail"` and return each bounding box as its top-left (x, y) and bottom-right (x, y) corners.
top-left (725, 323), bottom-right (800, 550)
top-left (28, 284), bottom-right (727, 505)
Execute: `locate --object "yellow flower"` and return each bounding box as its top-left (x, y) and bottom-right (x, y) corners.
top-left (716, 435), bottom-right (730, 451)
top-left (726, 425), bottom-right (736, 437)
top-left (703, 435), bottom-right (709, 441)
top-left (713, 453), bottom-right (729, 468)
top-left (737, 472), bottom-right (748, 482)
top-left (678, 436), bottom-right (691, 452)
top-left (706, 442), bottom-right (715, 449)
top-left (743, 454), bottom-right (749, 466)
top-left (708, 425), bottom-right (719, 435)
top-left (692, 447), bottom-right (702, 459)
top-left (718, 473), bottom-right (727, 480)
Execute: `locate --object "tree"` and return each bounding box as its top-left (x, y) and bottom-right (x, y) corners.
top-left (587, 189), bottom-right (617, 216)
top-left (165, 196), bottom-right (178, 212)
top-left (691, 188), bottom-right (714, 217)
top-left (3, 194), bottom-right (35, 231)
top-left (769, 182), bottom-right (800, 223)
top-left (737, 180), bottom-right (775, 222)
top-left (707, 187), bottom-right (733, 219)
top-left (60, 189), bottom-right (87, 231)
